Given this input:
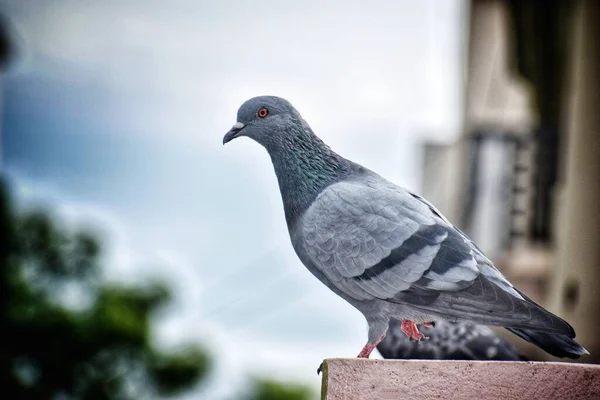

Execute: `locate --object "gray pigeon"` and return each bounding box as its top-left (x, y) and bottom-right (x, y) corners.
top-left (377, 319), bottom-right (526, 361)
top-left (222, 95), bottom-right (588, 359)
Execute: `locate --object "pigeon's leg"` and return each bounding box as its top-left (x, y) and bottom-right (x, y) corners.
top-left (357, 316), bottom-right (389, 358)
top-left (400, 319), bottom-right (429, 341)
top-left (357, 334), bottom-right (385, 358)
top-left (421, 321), bottom-right (435, 328)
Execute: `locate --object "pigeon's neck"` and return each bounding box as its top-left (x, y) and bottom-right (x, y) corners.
top-left (267, 128), bottom-right (355, 229)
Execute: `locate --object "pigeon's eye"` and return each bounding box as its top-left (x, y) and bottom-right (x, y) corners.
top-left (257, 107), bottom-right (269, 118)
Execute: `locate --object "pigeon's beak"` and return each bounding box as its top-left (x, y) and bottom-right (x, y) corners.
top-left (223, 122), bottom-right (245, 144)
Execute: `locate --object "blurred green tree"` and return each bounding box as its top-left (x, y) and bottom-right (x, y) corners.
top-left (245, 378), bottom-right (314, 400)
top-left (0, 178), bottom-right (210, 399)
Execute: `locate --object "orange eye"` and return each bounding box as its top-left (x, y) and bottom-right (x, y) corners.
top-left (257, 107), bottom-right (269, 118)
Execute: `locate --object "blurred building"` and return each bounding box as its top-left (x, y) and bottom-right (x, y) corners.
top-left (421, 0), bottom-right (600, 362)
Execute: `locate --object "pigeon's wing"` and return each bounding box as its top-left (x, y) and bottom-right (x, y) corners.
top-left (300, 178), bottom-right (574, 335)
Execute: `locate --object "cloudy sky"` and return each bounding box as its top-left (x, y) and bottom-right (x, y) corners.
top-left (1, 0), bottom-right (466, 397)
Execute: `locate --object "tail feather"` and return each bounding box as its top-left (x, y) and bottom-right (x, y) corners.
top-left (507, 328), bottom-right (589, 359)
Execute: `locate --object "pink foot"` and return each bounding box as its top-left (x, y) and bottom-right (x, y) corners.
top-left (357, 334), bottom-right (385, 358)
top-left (421, 321), bottom-right (435, 328)
top-left (400, 319), bottom-right (429, 341)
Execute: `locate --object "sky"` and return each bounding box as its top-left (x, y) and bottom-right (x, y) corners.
top-left (0, 0), bottom-right (467, 398)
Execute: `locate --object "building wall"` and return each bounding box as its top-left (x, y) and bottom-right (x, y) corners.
top-left (549, 0), bottom-right (600, 362)
top-left (422, 0), bottom-right (599, 361)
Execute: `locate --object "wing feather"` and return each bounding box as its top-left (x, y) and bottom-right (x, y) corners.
top-left (300, 178), bottom-right (574, 335)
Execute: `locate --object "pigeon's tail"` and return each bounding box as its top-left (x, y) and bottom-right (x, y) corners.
top-left (506, 328), bottom-right (589, 359)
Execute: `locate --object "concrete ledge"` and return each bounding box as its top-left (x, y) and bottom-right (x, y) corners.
top-left (321, 359), bottom-right (600, 400)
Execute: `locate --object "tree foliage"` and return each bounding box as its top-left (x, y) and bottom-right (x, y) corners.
top-left (1, 178), bottom-right (210, 399)
top-left (245, 379), bottom-right (314, 400)
top-left (1, 177), bottom-right (317, 400)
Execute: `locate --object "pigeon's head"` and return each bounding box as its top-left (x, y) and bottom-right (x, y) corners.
top-left (222, 96), bottom-right (302, 148)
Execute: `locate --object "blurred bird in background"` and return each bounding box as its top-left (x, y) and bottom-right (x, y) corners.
top-left (377, 319), bottom-right (526, 361)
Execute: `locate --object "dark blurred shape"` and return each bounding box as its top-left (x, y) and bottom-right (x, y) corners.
top-left (508, 0), bottom-right (573, 242)
top-left (0, 14), bottom-right (14, 69)
top-left (147, 347), bottom-right (211, 396)
top-left (0, 178), bottom-right (210, 399)
top-left (378, 319), bottom-right (526, 361)
top-left (243, 378), bottom-right (314, 400)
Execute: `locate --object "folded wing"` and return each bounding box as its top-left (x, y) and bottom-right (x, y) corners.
top-left (301, 178), bottom-right (574, 336)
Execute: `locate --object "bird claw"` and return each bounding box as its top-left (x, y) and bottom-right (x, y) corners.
top-left (409, 334), bottom-right (429, 343)
top-left (317, 362), bottom-right (323, 375)
top-left (401, 319), bottom-right (429, 341)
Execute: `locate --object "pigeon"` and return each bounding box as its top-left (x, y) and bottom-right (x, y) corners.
top-left (222, 95), bottom-right (588, 359)
top-left (377, 319), bottom-right (526, 361)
